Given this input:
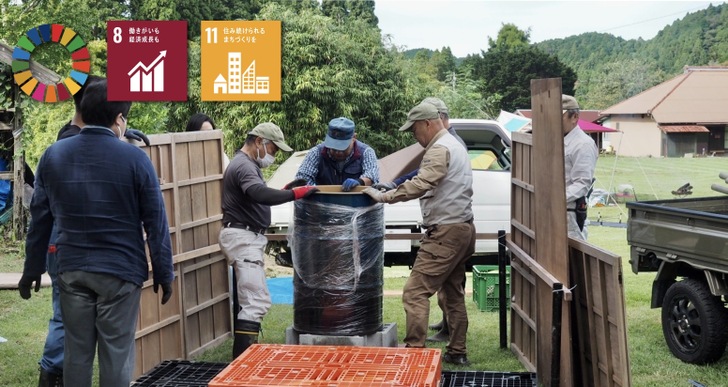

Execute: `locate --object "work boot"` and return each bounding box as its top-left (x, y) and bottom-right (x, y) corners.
top-left (233, 319), bottom-right (261, 359)
top-left (442, 352), bottom-right (471, 366)
top-left (428, 319), bottom-right (444, 331)
top-left (426, 329), bottom-right (450, 343)
top-left (38, 368), bottom-right (63, 387)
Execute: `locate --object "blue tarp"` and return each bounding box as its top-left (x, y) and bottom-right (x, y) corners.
top-left (0, 158), bottom-right (12, 213)
top-left (266, 277), bottom-right (293, 305)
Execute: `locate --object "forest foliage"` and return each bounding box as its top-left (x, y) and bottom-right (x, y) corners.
top-left (1, 1), bottom-right (727, 166)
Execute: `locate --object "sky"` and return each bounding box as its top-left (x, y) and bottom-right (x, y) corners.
top-left (375, 1), bottom-right (726, 57)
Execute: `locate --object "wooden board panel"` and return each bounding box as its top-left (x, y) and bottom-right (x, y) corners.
top-left (569, 239), bottom-right (632, 387)
top-left (132, 130), bottom-right (230, 378)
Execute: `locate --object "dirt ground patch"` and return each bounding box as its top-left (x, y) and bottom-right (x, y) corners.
top-left (264, 253), bottom-right (294, 278)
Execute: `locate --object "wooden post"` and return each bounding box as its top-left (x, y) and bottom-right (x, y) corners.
top-left (12, 103), bottom-right (26, 240)
top-left (530, 78), bottom-right (571, 386)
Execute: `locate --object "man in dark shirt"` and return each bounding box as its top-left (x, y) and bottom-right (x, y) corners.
top-left (219, 122), bottom-right (318, 358)
top-left (19, 79), bottom-right (173, 387)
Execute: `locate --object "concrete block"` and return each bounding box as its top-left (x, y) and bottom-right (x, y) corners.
top-left (285, 323), bottom-right (398, 347)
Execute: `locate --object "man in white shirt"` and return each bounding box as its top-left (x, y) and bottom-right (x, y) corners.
top-left (562, 95), bottom-right (598, 240)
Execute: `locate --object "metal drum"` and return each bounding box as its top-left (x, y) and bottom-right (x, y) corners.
top-left (291, 188), bottom-right (384, 336)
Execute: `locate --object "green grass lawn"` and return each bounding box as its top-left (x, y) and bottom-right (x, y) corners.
top-left (3, 155), bottom-right (728, 386)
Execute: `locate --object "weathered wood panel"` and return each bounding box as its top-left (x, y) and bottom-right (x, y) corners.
top-left (569, 239), bottom-right (632, 387)
top-left (509, 79), bottom-right (631, 387)
top-left (134, 130), bottom-right (230, 378)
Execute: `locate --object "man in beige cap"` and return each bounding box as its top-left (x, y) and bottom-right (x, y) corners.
top-left (219, 122), bottom-right (318, 358)
top-left (373, 97), bottom-right (467, 343)
top-left (562, 95), bottom-right (598, 240)
top-left (363, 102), bottom-right (476, 366)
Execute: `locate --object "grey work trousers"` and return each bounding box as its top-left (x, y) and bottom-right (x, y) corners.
top-left (58, 271), bottom-right (141, 387)
top-left (403, 221), bottom-right (476, 354)
top-left (218, 227), bottom-right (271, 322)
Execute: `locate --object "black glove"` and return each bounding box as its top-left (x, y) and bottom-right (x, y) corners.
top-left (283, 178), bottom-right (308, 190)
top-left (154, 281), bottom-right (173, 305)
top-left (18, 273), bottom-right (42, 299)
top-left (124, 128), bottom-right (151, 146)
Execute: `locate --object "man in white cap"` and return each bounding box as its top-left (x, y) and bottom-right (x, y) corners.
top-left (562, 95), bottom-right (598, 240)
top-left (363, 102), bottom-right (475, 366)
top-left (219, 122), bottom-right (318, 358)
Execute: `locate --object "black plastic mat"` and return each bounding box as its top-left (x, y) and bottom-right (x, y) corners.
top-left (131, 360), bottom-right (227, 386)
top-left (440, 370), bottom-right (538, 387)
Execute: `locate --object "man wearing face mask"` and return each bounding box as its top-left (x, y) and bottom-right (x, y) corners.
top-left (219, 122), bottom-right (318, 358)
top-left (295, 117), bottom-right (379, 191)
top-left (20, 79), bottom-right (174, 387)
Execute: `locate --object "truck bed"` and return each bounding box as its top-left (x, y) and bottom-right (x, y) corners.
top-left (627, 196), bottom-right (728, 274)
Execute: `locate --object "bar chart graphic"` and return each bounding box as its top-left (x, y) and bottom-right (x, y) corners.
top-left (128, 50), bottom-right (166, 92)
top-left (106, 20), bottom-right (187, 101)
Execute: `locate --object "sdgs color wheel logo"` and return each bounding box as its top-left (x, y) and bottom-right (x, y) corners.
top-left (11, 24), bottom-right (90, 103)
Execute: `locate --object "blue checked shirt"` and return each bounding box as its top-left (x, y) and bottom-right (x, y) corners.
top-left (296, 143), bottom-right (379, 185)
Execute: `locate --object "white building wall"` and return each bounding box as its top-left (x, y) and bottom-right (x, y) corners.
top-left (602, 115), bottom-right (662, 157)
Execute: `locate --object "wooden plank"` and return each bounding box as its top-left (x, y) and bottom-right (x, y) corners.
top-left (531, 78), bottom-right (571, 387)
top-left (507, 240), bottom-right (572, 301)
top-left (511, 177), bottom-right (535, 193)
top-left (0, 41), bottom-right (60, 85)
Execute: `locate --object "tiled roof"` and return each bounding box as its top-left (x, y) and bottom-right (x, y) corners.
top-left (602, 67), bottom-right (728, 124)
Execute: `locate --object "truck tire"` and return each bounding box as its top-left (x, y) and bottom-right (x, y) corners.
top-left (661, 278), bottom-right (728, 364)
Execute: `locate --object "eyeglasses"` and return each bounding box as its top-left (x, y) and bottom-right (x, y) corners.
top-left (121, 116), bottom-right (127, 124)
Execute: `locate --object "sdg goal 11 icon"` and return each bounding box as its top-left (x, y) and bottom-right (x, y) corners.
top-left (201, 20), bottom-right (281, 102)
top-left (11, 24), bottom-right (90, 103)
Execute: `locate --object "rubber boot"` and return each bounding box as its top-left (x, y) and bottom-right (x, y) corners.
top-left (428, 318), bottom-right (444, 331)
top-left (38, 368), bottom-right (63, 387)
top-left (427, 314), bottom-right (450, 342)
top-left (233, 319), bottom-right (260, 359)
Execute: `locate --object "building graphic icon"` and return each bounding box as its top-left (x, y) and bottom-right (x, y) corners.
top-left (214, 52), bottom-right (270, 95)
top-left (128, 50), bottom-right (166, 92)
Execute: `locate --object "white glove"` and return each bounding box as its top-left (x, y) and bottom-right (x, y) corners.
top-left (362, 186), bottom-right (394, 203)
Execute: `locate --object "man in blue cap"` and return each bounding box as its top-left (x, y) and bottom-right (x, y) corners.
top-left (295, 117), bottom-right (379, 191)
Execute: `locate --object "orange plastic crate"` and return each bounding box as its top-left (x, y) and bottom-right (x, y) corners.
top-left (208, 344), bottom-right (442, 386)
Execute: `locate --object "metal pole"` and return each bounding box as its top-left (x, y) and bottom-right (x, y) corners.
top-left (498, 229), bottom-right (507, 349)
top-left (551, 283), bottom-right (563, 387)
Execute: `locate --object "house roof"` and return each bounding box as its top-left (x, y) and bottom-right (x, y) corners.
top-left (658, 125), bottom-right (709, 133)
top-left (601, 67), bottom-right (728, 124)
top-left (515, 109), bottom-right (602, 123)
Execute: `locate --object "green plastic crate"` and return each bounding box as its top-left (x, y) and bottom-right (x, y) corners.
top-left (472, 265), bottom-right (510, 312)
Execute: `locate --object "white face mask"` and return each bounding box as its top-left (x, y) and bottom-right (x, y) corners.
top-left (118, 116), bottom-right (127, 140)
top-left (256, 140), bottom-right (275, 168)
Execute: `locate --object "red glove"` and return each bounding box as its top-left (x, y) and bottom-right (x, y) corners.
top-left (292, 185), bottom-right (319, 200)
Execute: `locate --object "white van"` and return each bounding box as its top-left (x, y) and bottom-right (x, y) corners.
top-left (266, 119), bottom-right (512, 267)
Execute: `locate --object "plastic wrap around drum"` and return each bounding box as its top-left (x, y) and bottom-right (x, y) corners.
top-left (289, 187), bottom-right (385, 336)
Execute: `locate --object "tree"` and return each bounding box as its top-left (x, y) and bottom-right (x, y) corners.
top-left (579, 58), bottom-right (666, 110)
top-left (471, 46), bottom-right (577, 112)
top-left (321, 0), bottom-right (378, 27)
top-left (431, 47), bottom-right (456, 82)
top-left (487, 23), bottom-right (531, 52)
